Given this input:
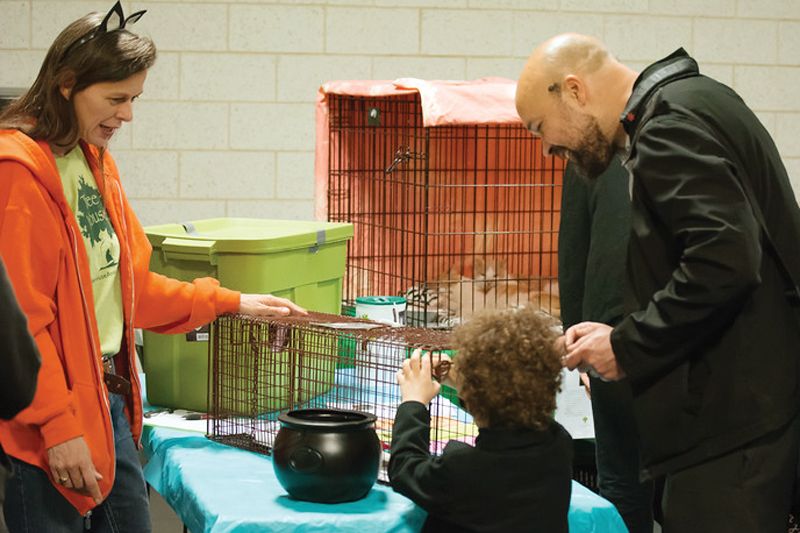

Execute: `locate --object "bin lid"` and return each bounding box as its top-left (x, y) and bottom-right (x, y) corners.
top-left (145, 218), bottom-right (353, 254)
top-left (355, 296), bottom-right (406, 306)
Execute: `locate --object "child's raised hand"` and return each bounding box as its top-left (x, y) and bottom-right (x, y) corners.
top-left (397, 348), bottom-right (441, 404)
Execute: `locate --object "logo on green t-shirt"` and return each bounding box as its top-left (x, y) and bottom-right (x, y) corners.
top-left (76, 175), bottom-right (118, 271)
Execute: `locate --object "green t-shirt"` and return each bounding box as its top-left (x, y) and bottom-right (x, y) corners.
top-left (55, 147), bottom-right (124, 358)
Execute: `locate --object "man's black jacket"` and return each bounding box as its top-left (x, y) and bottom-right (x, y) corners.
top-left (611, 48), bottom-right (800, 478)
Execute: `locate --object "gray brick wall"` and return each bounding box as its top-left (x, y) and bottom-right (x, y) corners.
top-left (1, 0), bottom-right (799, 224)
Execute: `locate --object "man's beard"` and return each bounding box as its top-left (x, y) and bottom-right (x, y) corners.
top-left (569, 117), bottom-right (616, 180)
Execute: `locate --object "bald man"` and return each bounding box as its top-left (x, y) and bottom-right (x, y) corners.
top-left (517, 34), bottom-right (800, 532)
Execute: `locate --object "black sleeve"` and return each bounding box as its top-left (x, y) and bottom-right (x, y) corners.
top-left (388, 401), bottom-right (455, 514)
top-left (612, 117), bottom-right (761, 381)
top-left (0, 258), bottom-right (40, 420)
top-left (558, 163), bottom-right (592, 330)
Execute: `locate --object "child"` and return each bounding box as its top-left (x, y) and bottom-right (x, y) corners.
top-left (388, 305), bottom-right (572, 532)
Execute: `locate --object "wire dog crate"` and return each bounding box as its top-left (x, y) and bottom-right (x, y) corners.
top-left (208, 312), bottom-right (463, 482)
top-left (317, 80), bottom-right (565, 327)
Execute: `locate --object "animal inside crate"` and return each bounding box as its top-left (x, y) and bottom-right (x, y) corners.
top-left (316, 79), bottom-right (565, 327)
top-left (208, 312), bottom-right (469, 481)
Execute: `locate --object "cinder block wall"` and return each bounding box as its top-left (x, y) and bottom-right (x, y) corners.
top-left (1, 0), bottom-right (799, 225)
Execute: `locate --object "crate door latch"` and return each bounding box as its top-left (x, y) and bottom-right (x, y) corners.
top-left (385, 146), bottom-right (426, 174)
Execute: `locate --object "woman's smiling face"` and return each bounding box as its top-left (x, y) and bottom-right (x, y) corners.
top-left (67, 69), bottom-right (147, 149)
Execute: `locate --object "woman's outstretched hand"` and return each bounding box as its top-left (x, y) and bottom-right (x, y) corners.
top-left (238, 294), bottom-right (308, 318)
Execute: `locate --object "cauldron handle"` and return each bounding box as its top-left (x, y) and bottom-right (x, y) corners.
top-left (288, 446), bottom-right (324, 473)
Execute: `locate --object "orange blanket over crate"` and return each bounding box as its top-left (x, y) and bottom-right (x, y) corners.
top-left (314, 78), bottom-right (523, 220)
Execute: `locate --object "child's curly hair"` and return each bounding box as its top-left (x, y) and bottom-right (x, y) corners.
top-left (451, 305), bottom-right (562, 430)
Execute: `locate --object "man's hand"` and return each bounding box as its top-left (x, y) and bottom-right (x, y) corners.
top-left (562, 322), bottom-right (626, 381)
top-left (579, 372), bottom-right (592, 398)
top-left (397, 349), bottom-right (441, 404)
top-left (239, 294), bottom-right (307, 318)
top-left (47, 436), bottom-right (103, 504)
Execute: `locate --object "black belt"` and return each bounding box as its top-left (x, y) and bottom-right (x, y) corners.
top-left (102, 355), bottom-right (131, 396)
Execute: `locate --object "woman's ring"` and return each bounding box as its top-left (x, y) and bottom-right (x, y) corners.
top-left (58, 476), bottom-right (69, 484)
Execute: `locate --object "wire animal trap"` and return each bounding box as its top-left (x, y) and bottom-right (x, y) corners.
top-left (208, 312), bottom-right (468, 482)
top-left (319, 80), bottom-right (565, 327)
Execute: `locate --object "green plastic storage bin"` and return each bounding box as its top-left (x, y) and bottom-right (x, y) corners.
top-left (141, 218), bottom-right (354, 412)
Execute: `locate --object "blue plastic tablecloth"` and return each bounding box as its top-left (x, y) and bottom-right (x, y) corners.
top-left (142, 426), bottom-right (628, 533)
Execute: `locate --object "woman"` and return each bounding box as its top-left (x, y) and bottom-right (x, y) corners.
top-left (0, 3), bottom-right (305, 531)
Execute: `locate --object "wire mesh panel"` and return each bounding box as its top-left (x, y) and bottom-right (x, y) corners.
top-left (326, 92), bottom-right (564, 327)
top-left (208, 312), bottom-right (465, 482)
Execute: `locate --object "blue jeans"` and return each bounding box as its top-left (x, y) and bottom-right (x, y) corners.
top-left (589, 376), bottom-right (655, 533)
top-left (3, 393), bottom-right (151, 533)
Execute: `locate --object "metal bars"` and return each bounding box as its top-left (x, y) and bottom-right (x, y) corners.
top-left (326, 93), bottom-right (564, 327)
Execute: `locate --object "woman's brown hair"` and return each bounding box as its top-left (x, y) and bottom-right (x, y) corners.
top-left (452, 305), bottom-right (563, 430)
top-left (0, 10), bottom-right (156, 151)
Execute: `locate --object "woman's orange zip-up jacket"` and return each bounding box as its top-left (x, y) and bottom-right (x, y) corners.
top-left (0, 130), bottom-right (241, 514)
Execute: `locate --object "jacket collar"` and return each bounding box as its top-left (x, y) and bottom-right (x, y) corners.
top-left (620, 48), bottom-right (699, 137)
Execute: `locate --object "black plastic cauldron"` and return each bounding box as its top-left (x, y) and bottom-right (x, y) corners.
top-left (272, 408), bottom-right (381, 503)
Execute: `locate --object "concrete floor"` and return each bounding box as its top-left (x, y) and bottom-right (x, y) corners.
top-left (149, 488), bottom-right (184, 533)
